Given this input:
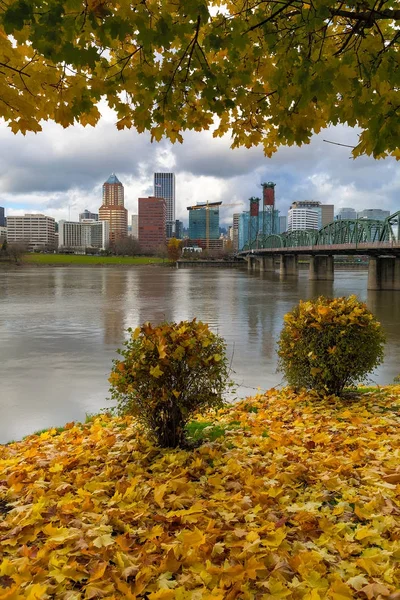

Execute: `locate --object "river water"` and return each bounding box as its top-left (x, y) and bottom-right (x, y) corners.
top-left (1, 266), bottom-right (399, 443)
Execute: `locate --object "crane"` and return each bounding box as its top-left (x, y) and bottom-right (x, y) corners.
top-left (188, 200), bottom-right (243, 251)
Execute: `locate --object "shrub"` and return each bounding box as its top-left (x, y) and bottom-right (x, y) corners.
top-left (277, 295), bottom-right (385, 396)
top-left (109, 319), bottom-right (233, 447)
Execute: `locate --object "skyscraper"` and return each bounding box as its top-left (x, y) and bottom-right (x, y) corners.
top-left (188, 203), bottom-right (221, 240)
top-left (79, 209), bottom-right (98, 222)
top-left (138, 197), bottom-right (166, 252)
top-left (99, 174), bottom-right (128, 243)
top-left (154, 173), bottom-right (175, 235)
top-left (0, 206), bottom-right (5, 227)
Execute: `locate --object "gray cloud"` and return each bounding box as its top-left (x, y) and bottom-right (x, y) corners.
top-left (0, 114), bottom-right (399, 227)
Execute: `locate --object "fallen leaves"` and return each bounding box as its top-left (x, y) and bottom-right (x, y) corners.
top-left (0, 387), bottom-right (399, 599)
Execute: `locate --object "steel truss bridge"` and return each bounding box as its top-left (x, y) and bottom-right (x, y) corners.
top-left (238, 213), bottom-right (400, 290)
top-left (240, 212), bottom-right (400, 253)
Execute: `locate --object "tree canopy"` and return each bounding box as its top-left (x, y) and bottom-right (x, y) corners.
top-left (0, 0), bottom-right (399, 158)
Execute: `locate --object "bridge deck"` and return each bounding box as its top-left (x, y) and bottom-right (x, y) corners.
top-left (239, 241), bottom-right (400, 257)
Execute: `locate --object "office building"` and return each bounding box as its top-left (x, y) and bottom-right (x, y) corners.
top-left (6, 214), bottom-right (56, 250)
top-left (287, 200), bottom-right (334, 231)
top-left (99, 174), bottom-right (128, 242)
top-left (232, 213), bottom-right (239, 251)
top-left (154, 173), bottom-right (175, 235)
top-left (290, 201), bottom-right (334, 229)
top-left (238, 212), bottom-right (250, 250)
top-left (175, 220), bottom-right (183, 240)
top-left (287, 207), bottom-right (319, 232)
top-left (279, 216), bottom-right (287, 234)
top-left (0, 206), bottom-right (5, 227)
top-left (166, 222), bottom-right (175, 238)
top-left (0, 226), bottom-right (6, 241)
top-left (59, 220), bottom-right (109, 251)
top-left (188, 202), bottom-right (221, 240)
top-left (79, 209), bottom-right (98, 222)
top-left (131, 215), bottom-right (138, 239)
top-left (138, 197), bottom-right (166, 252)
top-left (336, 207), bottom-right (357, 221)
top-left (358, 209), bottom-right (390, 221)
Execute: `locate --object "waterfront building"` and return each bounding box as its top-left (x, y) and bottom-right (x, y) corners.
top-left (289, 201), bottom-right (334, 229)
top-left (287, 207), bottom-right (319, 231)
top-left (79, 209), bottom-right (98, 222)
top-left (138, 196), bottom-right (166, 252)
top-left (175, 220), bottom-right (183, 240)
top-left (59, 220), bottom-right (109, 251)
top-left (279, 216), bottom-right (287, 234)
top-left (99, 174), bottom-right (128, 243)
top-left (336, 207), bottom-right (357, 221)
top-left (131, 215), bottom-right (138, 239)
top-left (238, 212), bottom-right (250, 250)
top-left (232, 213), bottom-right (239, 251)
top-left (188, 202), bottom-right (220, 240)
top-left (358, 209), bottom-right (390, 221)
top-left (0, 206), bottom-right (5, 227)
top-left (6, 214), bottom-right (56, 251)
top-left (166, 222), bottom-right (175, 238)
top-left (154, 173), bottom-right (175, 236)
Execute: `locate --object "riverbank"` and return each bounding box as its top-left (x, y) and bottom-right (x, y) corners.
top-left (1, 386), bottom-right (398, 598)
top-left (21, 254), bottom-right (167, 266)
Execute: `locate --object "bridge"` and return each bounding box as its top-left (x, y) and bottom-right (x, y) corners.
top-left (238, 212), bottom-right (400, 290)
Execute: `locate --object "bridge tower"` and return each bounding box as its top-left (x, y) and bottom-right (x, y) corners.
top-left (248, 197), bottom-right (260, 249)
top-left (261, 182), bottom-right (277, 237)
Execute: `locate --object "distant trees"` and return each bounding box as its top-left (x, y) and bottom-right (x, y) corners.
top-left (0, 241), bottom-right (28, 264)
top-left (167, 238), bottom-right (182, 262)
top-left (111, 237), bottom-right (142, 256)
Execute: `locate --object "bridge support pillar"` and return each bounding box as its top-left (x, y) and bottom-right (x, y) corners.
top-left (259, 255), bottom-right (275, 272)
top-left (280, 254), bottom-right (298, 276)
top-left (247, 256), bottom-right (256, 272)
top-left (309, 255), bottom-right (334, 281)
top-left (368, 257), bottom-right (400, 290)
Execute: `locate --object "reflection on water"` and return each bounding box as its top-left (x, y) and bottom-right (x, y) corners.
top-left (0, 266), bottom-right (399, 443)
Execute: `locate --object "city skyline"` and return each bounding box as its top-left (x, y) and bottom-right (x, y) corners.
top-left (0, 103), bottom-right (398, 227)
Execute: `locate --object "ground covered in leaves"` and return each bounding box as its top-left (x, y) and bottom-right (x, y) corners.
top-left (0, 387), bottom-right (399, 600)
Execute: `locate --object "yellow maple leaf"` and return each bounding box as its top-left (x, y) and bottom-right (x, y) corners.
top-left (150, 365), bottom-right (164, 378)
top-left (93, 534), bottom-right (115, 548)
top-left (328, 580), bottom-right (353, 600)
top-left (176, 528), bottom-right (206, 547)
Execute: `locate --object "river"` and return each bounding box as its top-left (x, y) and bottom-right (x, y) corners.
top-left (1, 265), bottom-right (399, 443)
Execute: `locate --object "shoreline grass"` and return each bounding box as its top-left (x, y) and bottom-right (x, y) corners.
top-left (0, 386), bottom-right (399, 598)
top-left (22, 253), bottom-right (167, 266)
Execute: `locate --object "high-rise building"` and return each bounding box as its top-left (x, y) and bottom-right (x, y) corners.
top-left (0, 206), bottom-right (5, 227)
top-left (154, 173), bottom-right (175, 235)
top-left (0, 226), bottom-right (7, 241)
top-left (238, 212), bottom-right (250, 250)
top-left (6, 214), bottom-right (56, 250)
top-left (138, 197), bottom-right (166, 252)
top-left (287, 207), bottom-right (319, 231)
top-left (232, 213), bottom-right (239, 251)
top-left (290, 201), bottom-right (334, 228)
top-left (131, 215), bottom-right (138, 239)
top-left (175, 220), bottom-right (183, 240)
top-left (336, 207), bottom-right (357, 221)
top-left (99, 174), bottom-right (128, 243)
top-left (79, 209), bottom-right (98, 222)
top-left (59, 220), bottom-right (109, 250)
top-left (188, 202), bottom-right (221, 240)
top-left (279, 216), bottom-right (287, 234)
top-left (357, 209), bottom-right (390, 221)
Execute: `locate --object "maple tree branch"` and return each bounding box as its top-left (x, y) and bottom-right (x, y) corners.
top-left (0, 62), bottom-right (31, 77)
top-left (184, 15), bottom-right (201, 82)
top-left (323, 139), bottom-right (356, 148)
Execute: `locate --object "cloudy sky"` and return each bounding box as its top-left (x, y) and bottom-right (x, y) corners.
top-left (1, 104), bottom-right (398, 228)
